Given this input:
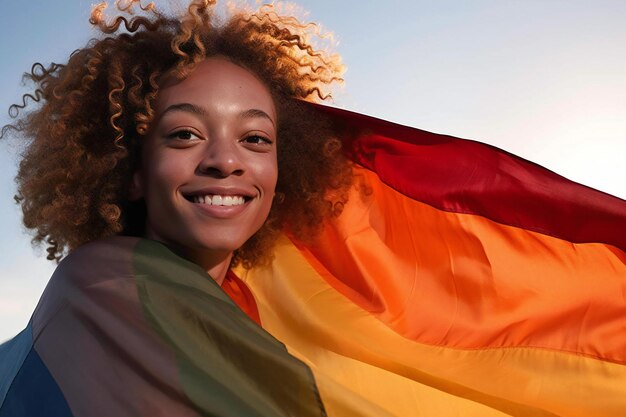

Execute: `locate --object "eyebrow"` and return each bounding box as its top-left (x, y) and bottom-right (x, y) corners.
top-left (161, 103), bottom-right (275, 127)
top-left (161, 103), bottom-right (208, 117)
top-left (239, 108), bottom-right (275, 127)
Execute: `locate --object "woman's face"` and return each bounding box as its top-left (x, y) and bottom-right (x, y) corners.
top-left (132, 57), bottom-right (278, 260)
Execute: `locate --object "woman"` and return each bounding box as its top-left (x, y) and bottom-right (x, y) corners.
top-left (1, 1), bottom-right (625, 416)
top-left (0, 1), bottom-right (349, 416)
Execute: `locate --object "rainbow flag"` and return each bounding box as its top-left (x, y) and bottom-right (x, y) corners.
top-left (1, 104), bottom-right (625, 416)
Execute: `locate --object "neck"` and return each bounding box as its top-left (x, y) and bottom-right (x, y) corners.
top-left (202, 251), bottom-right (233, 286)
top-left (175, 246), bottom-right (233, 286)
top-left (146, 236), bottom-right (233, 285)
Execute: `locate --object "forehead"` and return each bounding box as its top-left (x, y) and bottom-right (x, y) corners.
top-left (154, 57), bottom-right (276, 119)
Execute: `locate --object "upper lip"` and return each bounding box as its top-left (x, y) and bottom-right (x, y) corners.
top-left (181, 186), bottom-right (256, 199)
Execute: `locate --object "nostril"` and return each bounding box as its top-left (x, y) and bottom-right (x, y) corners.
top-left (197, 166), bottom-right (232, 178)
top-left (197, 168), bottom-right (245, 178)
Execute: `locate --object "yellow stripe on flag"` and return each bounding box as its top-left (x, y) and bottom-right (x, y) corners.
top-left (236, 235), bottom-right (626, 417)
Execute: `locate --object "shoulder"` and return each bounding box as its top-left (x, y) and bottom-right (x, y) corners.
top-left (30, 236), bottom-right (143, 338)
top-left (54, 236), bottom-right (141, 286)
top-left (42, 235), bottom-right (144, 295)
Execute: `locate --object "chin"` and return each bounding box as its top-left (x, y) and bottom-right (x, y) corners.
top-left (190, 233), bottom-right (252, 254)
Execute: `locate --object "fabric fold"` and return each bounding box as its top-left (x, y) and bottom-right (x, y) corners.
top-left (2, 103), bottom-right (625, 416)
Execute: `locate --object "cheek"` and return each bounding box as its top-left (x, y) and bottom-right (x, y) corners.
top-left (259, 156), bottom-right (279, 194)
top-left (143, 153), bottom-right (189, 194)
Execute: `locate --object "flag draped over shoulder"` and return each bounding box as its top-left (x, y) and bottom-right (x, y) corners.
top-left (1, 103), bottom-right (625, 416)
top-left (0, 238), bottom-right (327, 417)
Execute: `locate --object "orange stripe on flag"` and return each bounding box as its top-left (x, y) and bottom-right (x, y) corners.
top-left (299, 168), bottom-right (626, 363)
top-left (235, 235), bottom-right (626, 417)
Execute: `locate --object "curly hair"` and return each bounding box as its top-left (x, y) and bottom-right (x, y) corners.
top-left (2, 0), bottom-right (353, 267)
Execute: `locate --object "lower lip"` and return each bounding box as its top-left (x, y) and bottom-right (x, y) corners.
top-left (190, 199), bottom-right (251, 219)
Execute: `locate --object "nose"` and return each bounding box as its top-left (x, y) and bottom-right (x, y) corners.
top-left (196, 138), bottom-right (244, 178)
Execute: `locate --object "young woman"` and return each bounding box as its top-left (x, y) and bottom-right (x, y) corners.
top-left (1, 1), bottom-right (625, 416)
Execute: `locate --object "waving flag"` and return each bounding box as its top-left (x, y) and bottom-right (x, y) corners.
top-left (1, 104), bottom-right (625, 416)
top-left (235, 103), bottom-right (626, 416)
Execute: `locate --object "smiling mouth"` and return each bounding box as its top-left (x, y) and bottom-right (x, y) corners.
top-left (183, 194), bottom-right (251, 206)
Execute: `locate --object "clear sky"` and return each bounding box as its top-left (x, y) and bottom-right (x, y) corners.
top-left (1, 0), bottom-right (625, 341)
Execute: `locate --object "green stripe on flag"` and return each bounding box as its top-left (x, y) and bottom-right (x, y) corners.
top-left (133, 239), bottom-right (326, 417)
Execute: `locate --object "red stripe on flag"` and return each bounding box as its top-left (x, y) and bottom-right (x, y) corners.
top-left (309, 102), bottom-right (626, 252)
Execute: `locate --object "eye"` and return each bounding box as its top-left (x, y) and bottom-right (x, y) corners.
top-left (242, 135), bottom-right (273, 145)
top-left (167, 129), bottom-right (201, 141)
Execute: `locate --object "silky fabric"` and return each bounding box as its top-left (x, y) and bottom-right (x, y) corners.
top-left (0, 237), bottom-right (326, 417)
top-left (236, 167), bottom-right (626, 416)
top-left (2, 102), bottom-right (626, 416)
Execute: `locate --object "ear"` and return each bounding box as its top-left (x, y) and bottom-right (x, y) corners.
top-left (128, 169), bottom-right (144, 201)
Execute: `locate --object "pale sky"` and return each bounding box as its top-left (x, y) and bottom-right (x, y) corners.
top-left (1, 0), bottom-right (625, 341)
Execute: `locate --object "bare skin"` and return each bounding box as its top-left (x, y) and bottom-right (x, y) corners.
top-left (131, 57), bottom-right (278, 285)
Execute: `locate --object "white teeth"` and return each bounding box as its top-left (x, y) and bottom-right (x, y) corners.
top-left (191, 194), bottom-right (245, 206)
